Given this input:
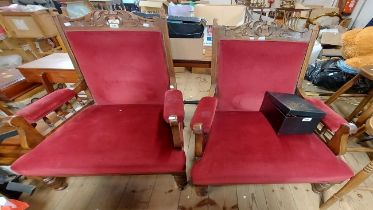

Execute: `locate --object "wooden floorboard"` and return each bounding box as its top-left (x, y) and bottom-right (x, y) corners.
top-left (15, 71), bottom-right (373, 210)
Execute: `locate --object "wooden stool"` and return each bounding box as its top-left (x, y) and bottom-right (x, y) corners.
top-left (325, 65), bottom-right (373, 123)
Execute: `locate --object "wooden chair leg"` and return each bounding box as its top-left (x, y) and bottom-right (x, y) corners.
top-left (42, 177), bottom-right (68, 191)
top-left (325, 75), bottom-right (359, 105)
top-left (346, 91), bottom-right (373, 122)
top-left (0, 102), bottom-right (13, 115)
top-left (311, 183), bottom-right (334, 194)
top-left (173, 173), bottom-right (187, 190)
top-left (195, 185), bottom-right (208, 196)
top-left (355, 103), bottom-right (373, 127)
top-left (320, 161), bottom-right (373, 210)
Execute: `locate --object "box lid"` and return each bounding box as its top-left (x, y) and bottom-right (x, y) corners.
top-left (266, 92), bottom-right (325, 118)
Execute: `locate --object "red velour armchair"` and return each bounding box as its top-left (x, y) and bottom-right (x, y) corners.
top-left (10, 11), bottom-right (187, 190)
top-left (189, 22), bottom-right (353, 203)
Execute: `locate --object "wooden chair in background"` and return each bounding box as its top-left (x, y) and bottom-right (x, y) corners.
top-left (307, 65), bottom-right (373, 155)
top-left (320, 116), bottom-right (373, 210)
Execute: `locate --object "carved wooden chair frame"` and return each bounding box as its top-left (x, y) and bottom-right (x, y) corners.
top-left (193, 19), bottom-right (321, 158)
top-left (6, 10), bottom-right (186, 189)
top-left (190, 20), bottom-right (365, 209)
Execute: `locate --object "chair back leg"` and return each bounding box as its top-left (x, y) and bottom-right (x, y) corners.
top-left (173, 173), bottom-right (187, 190)
top-left (195, 185), bottom-right (208, 196)
top-left (41, 177), bottom-right (68, 191)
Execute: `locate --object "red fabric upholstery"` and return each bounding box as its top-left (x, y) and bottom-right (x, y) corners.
top-left (66, 30), bottom-right (169, 105)
top-left (307, 98), bottom-right (348, 133)
top-left (16, 89), bottom-right (76, 123)
top-left (190, 97), bottom-right (218, 133)
top-left (191, 111), bottom-right (353, 185)
top-left (163, 90), bottom-right (184, 123)
top-left (11, 104), bottom-right (186, 176)
top-left (217, 40), bottom-right (308, 111)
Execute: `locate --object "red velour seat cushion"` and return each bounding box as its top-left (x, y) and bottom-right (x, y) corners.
top-left (306, 98), bottom-right (348, 133)
top-left (11, 105), bottom-right (186, 176)
top-left (16, 89), bottom-right (76, 123)
top-left (217, 40), bottom-right (308, 111)
top-left (191, 111), bottom-right (353, 185)
top-left (66, 30), bottom-right (170, 105)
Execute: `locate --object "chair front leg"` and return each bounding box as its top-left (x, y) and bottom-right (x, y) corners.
top-left (8, 116), bottom-right (44, 149)
top-left (195, 185), bottom-right (208, 196)
top-left (173, 172), bottom-right (187, 190)
top-left (320, 161), bottom-right (373, 210)
top-left (31, 176), bottom-right (68, 191)
top-left (169, 115), bottom-right (183, 149)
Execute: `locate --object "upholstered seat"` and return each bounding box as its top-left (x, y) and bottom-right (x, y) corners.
top-left (191, 111), bottom-right (353, 185)
top-left (190, 24), bottom-right (353, 193)
top-left (12, 104), bottom-right (186, 176)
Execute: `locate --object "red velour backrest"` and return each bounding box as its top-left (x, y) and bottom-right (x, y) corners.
top-left (66, 30), bottom-right (170, 105)
top-left (217, 40), bottom-right (308, 111)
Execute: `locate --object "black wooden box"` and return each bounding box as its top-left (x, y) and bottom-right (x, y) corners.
top-left (260, 92), bottom-right (326, 135)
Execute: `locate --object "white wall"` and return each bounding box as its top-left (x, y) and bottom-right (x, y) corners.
top-left (349, 0), bottom-right (373, 28)
top-left (300, 0), bottom-right (338, 7)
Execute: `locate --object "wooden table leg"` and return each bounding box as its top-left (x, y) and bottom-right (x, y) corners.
top-left (320, 161), bottom-right (373, 210)
top-left (355, 102), bottom-right (373, 127)
top-left (346, 88), bottom-right (373, 122)
top-left (325, 75), bottom-right (360, 105)
top-left (0, 102), bottom-right (13, 116)
top-left (40, 72), bottom-right (54, 93)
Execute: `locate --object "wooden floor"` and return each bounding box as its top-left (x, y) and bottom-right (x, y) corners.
top-left (17, 71), bottom-right (373, 210)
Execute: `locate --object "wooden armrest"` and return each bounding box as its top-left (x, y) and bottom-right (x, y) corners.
top-left (192, 123), bottom-right (205, 158)
top-left (190, 97), bottom-right (217, 158)
top-left (168, 115), bottom-right (183, 149)
top-left (163, 89), bottom-right (184, 123)
top-left (327, 124), bottom-right (355, 155)
top-left (7, 116), bottom-right (44, 149)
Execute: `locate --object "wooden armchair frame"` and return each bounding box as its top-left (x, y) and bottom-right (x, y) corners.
top-left (9, 10), bottom-right (186, 190)
top-left (190, 20), bottom-right (360, 209)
